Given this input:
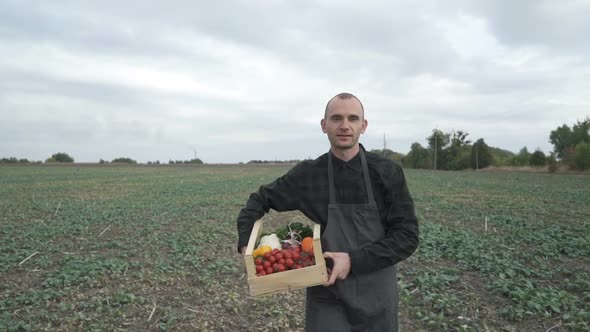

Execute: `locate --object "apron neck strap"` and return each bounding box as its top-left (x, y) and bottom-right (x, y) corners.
top-left (328, 148), bottom-right (375, 205)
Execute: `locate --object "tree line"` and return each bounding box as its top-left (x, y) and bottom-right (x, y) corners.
top-left (371, 117), bottom-right (589, 171)
top-left (2, 118), bottom-right (588, 170)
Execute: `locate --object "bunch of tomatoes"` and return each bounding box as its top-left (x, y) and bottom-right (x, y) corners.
top-left (254, 243), bottom-right (315, 277)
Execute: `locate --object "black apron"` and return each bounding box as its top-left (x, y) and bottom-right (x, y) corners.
top-left (305, 150), bottom-right (398, 332)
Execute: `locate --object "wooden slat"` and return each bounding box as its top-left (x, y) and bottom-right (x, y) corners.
top-left (244, 219), bottom-right (263, 279)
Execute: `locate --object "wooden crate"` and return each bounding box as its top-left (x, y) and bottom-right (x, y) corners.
top-left (244, 218), bottom-right (328, 297)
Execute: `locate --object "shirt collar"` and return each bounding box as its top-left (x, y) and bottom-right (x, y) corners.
top-left (329, 144), bottom-right (365, 173)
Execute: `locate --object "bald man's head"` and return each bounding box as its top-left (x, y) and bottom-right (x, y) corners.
top-left (324, 93), bottom-right (364, 119)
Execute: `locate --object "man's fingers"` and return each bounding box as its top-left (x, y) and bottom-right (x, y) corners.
top-left (326, 270), bottom-right (337, 286)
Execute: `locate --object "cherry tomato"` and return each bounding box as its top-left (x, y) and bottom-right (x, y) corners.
top-left (255, 258), bottom-right (264, 266)
top-left (263, 252), bottom-right (271, 260)
top-left (268, 256), bottom-right (277, 263)
top-left (272, 249), bottom-right (280, 255)
top-left (284, 252), bottom-right (292, 260)
top-left (276, 264), bottom-right (286, 272)
top-left (276, 253), bottom-right (284, 260)
top-left (255, 265), bottom-right (264, 273)
top-left (278, 259), bottom-right (286, 265)
top-left (263, 261), bottom-right (271, 268)
top-left (285, 258), bottom-right (294, 268)
top-left (265, 267), bottom-right (273, 274)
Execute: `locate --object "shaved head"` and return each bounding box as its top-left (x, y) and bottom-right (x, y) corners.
top-left (324, 92), bottom-right (364, 119)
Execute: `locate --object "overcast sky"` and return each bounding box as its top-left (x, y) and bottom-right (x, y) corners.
top-left (1, 0), bottom-right (589, 163)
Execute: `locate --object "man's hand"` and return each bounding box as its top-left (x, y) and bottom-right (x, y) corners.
top-left (323, 251), bottom-right (351, 286)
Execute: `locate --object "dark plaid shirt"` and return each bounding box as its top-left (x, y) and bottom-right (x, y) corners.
top-left (237, 145), bottom-right (419, 275)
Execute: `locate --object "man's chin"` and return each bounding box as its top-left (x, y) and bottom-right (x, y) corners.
top-left (331, 142), bottom-right (357, 150)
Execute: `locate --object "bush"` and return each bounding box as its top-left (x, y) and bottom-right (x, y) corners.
top-left (112, 157), bottom-right (137, 164)
top-left (574, 142), bottom-right (590, 170)
top-left (529, 150), bottom-right (547, 166)
top-left (46, 153), bottom-right (74, 163)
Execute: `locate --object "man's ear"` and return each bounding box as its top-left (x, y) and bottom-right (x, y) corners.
top-left (321, 119), bottom-right (327, 133)
top-left (361, 119), bottom-right (368, 134)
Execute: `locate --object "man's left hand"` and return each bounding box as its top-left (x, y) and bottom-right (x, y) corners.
top-left (323, 251), bottom-right (351, 286)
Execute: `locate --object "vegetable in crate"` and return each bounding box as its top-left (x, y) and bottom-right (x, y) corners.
top-left (258, 234), bottom-right (282, 250)
top-left (253, 242), bottom-right (316, 276)
top-left (276, 222), bottom-right (313, 244)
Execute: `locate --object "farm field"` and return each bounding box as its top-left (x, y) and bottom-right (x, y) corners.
top-left (0, 164), bottom-right (589, 331)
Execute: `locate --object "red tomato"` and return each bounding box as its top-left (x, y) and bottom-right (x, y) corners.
top-left (259, 271), bottom-right (267, 276)
top-left (278, 259), bottom-right (286, 265)
top-left (276, 253), bottom-right (284, 260)
top-left (268, 256), bottom-right (277, 263)
top-left (276, 264), bottom-right (286, 272)
top-left (263, 261), bottom-right (271, 268)
top-left (284, 252), bottom-right (292, 260)
top-left (285, 258), bottom-right (294, 268)
top-left (291, 252), bottom-right (300, 260)
top-left (255, 258), bottom-right (264, 266)
top-left (255, 265), bottom-right (264, 273)
top-left (265, 267), bottom-right (273, 274)
top-left (272, 249), bottom-right (280, 255)
top-left (295, 264), bottom-right (303, 269)
top-left (263, 252), bottom-right (271, 260)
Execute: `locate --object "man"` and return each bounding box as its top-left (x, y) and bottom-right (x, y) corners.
top-left (237, 92), bottom-right (419, 331)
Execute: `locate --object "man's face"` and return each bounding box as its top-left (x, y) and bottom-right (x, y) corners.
top-left (321, 97), bottom-right (367, 151)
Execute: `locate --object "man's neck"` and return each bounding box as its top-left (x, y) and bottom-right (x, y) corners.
top-left (330, 144), bottom-right (360, 162)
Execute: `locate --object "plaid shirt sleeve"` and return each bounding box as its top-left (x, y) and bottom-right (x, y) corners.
top-left (236, 165), bottom-right (303, 252)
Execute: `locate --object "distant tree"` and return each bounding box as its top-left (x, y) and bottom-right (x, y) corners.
top-left (550, 117), bottom-right (590, 159)
top-left (189, 158), bottom-right (203, 164)
top-left (529, 149), bottom-right (547, 166)
top-left (47, 152), bottom-right (74, 163)
top-left (446, 130), bottom-right (471, 170)
top-left (112, 157), bottom-right (137, 164)
top-left (573, 117), bottom-right (590, 144)
top-left (0, 157), bottom-right (18, 163)
top-left (471, 139), bottom-right (494, 169)
top-left (448, 146), bottom-right (472, 170)
top-left (574, 142), bottom-right (590, 170)
top-left (427, 129), bottom-right (450, 170)
top-left (511, 147), bottom-right (531, 166)
top-left (402, 143), bottom-right (431, 169)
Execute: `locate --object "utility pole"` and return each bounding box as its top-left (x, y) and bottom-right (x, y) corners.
top-left (434, 131), bottom-right (437, 170)
top-left (475, 142), bottom-right (479, 170)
